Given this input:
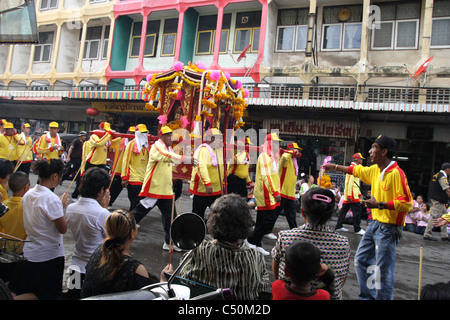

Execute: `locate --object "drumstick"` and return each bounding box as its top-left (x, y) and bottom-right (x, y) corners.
top-left (65, 165), bottom-right (82, 194)
top-left (418, 246), bottom-right (423, 300)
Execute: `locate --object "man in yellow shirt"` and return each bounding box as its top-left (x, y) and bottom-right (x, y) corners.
top-left (121, 124), bottom-right (150, 210)
top-left (36, 122), bottom-right (63, 160)
top-left (189, 128), bottom-right (224, 220)
top-left (0, 122), bottom-right (25, 162)
top-left (324, 134), bottom-right (412, 300)
top-left (132, 126), bottom-right (194, 250)
top-left (277, 142), bottom-right (302, 229)
top-left (16, 123), bottom-right (33, 176)
top-left (85, 122), bottom-right (118, 171)
top-left (246, 132), bottom-right (282, 256)
top-left (227, 140), bottom-right (252, 198)
top-left (335, 153), bottom-right (366, 235)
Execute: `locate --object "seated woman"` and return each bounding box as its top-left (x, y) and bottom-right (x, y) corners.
top-left (178, 194), bottom-right (269, 300)
top-left (81, 209), bottom-right (171, 298)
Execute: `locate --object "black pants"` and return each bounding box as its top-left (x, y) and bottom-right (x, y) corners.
top-left (247, 209), bottom-right (279, 247)
top-left (109, 175), bottom-right (124, 206)
top-left (335, 202), bottom-right (363, 232)
top-left (127, 184), bottom-right (142, 211)
top-left (132, 198), bottom-right (176, 244)
top-left (275, 197), bottom-right (297, 229)
top-left (192, 194), bottom-right (221, 220)
top-left (226, 174), bottom-right (248, 198)
top-left (16, 161), bottom-right (31, 177)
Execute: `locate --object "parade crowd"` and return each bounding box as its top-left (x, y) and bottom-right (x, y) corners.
top-left (1, 119), bottom-right (450, 300)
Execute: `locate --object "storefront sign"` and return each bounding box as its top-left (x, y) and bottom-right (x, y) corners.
top-left (263, 119), bottom-right (359, 139)
top-left (91, 101), bottom-right (158, 113)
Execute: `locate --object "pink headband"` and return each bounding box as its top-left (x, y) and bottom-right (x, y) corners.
top-left (312, 194), bottom-right (332, 203)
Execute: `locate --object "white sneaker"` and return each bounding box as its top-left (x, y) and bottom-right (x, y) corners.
top-left (162, 242), bottom-right (182, 252)
top-left (335, 227), bottom-right (348, 232)
top-left (355, 229), bottom-right (366, 236)
top-left (255, 246), bottom-right (270, 256)
top-left (244, 239), bottom-right (256, 249)
top-left (264, 233), bottom-right (277, 240)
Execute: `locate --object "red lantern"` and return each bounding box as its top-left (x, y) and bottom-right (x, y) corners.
top-left (86, 107), bottom-right (99, 117)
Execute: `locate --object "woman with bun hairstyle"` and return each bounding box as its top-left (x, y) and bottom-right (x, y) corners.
top-left (8, 159), bottom-right (69, 300)
top-left (81, 209), bottom-right (171, 298)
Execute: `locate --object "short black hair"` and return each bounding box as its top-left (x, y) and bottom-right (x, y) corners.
top-left (301, 188), bottom-right (335, 225)
top-left (0, 159), bottom-right (14, 179)
top-left (33, 159), bottom-right (64, 179)
top-left (285, 241), bottom-right (321, 283)
top-left (8, 171), bottom-right (29, 193)
top-left (79, 167), bottom-right (110, 199)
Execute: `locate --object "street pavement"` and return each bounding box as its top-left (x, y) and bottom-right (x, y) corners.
top-left (39, 173), bottom-right (450, 300)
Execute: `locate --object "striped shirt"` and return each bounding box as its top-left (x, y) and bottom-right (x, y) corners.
top-left (271, 223), bottom-right (351, 300)
top-left (178, 240), bottom-right (269, 300)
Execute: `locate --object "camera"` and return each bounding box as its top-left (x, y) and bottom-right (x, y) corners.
top-left (0, 203), bottom-right (9, 218)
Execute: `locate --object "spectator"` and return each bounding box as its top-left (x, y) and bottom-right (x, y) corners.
top-left (414, 202), bottom-right (430, 235)
top-left (65, 167), bottom-right (111, 299)
top-left (179, 194), bottom-right (269, 300)
top-left (81, 209), bottom-right (169, 298)
top-left (272, 241), bottom-right (332, 300)
top-left (0, 171), bottom-right (30, 282)
top-left (272, 188), bottom-right (351, 300)
top-left (0, 159), bottom-right (14, 201)
top-left (8, 159), bottom-right (69, 300)
top-left (420, 281), bottom-right (450, 300)
top-left (404, 192), bottom-right (419, 232)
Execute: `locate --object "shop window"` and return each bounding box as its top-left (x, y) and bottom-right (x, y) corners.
top-left (322, 5), bottom-right (362, 51)
top-left (196, 14), bottom-right (231, 55)
top-left (234, 11), bottom-right (261, 53)
top-left (371, 1), bottom-right (420, 50)
top-left (431, 0), bottom-right (450, 48)
top-left (33, 31), bottom-right (54, 63)
top-left (276, 8), bottom-right (309, 52)
top-left (40, 0), bottom-right (58, 11)
top-left (161, 18), bottom-right (178, 56)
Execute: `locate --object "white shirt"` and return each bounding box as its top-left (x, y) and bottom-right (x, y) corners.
top-left (66, 197), bottom-right (110, 273)
top-left (22, 184), bottom-right (65, 262)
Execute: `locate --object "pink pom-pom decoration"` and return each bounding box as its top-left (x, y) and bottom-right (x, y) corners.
top-left (224, 71), bottom-right (231, 81)
top-left (146, 73), bottom-right (153, 82)
top-left (175, 90), bottom-right (183, 100)
top-left (243, 89), bottom-right (249, 98)
top-left (173, 61), bottom-right (184, 72)
top-left (209, 70), bottom-right (221, 82)
top-left (157, 115), bottom-right (168, 125)
top-left (180, 116), bottom-right (190, 128)
top-left (235, 80), bottom-right (242, 89)
top-left (196, 61), bottom-right (207, 70)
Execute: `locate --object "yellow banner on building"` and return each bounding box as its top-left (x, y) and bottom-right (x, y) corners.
top-left (91, 101), bottom-right (158, 114)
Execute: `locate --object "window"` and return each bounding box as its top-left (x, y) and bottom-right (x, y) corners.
top-left (83, 26), bottom-right (102, 60)
top-left (33, 31), bottom-right (54, 62)
top-left (130, 20), bottom-right (160, 58)
top-left (430, 0), bottom-right (450, 48)
top-left (40, 0), bottom-right (58, 11)
top-left (196, 14), bottom-right (231, 55)
top-left (371, 1), bottom-right (420, 50)
top-left (322, 5), bottom-right (362, 51)
top-left (234, 11), bottom-right (261, 53)
top-left (102, 26), bottom-right (110, 59)
top-left (276, 8), bottom-right (309, 52)
top-left (161, 18), bottom-right (178, 56)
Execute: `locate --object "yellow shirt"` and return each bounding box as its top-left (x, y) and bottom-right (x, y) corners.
top-left (140, 139), bottom-right (184, 199)
top-left (0, 184), bottom-right (8, 202)
top-left (350, 162), bottom-right (412, 225)
top-left (279, 152), bottom-right (297, 200)
top-left (0, 196), bottom-right (26, 254)
top-left (343, 163), bottom-right (361, 203)
top-left (254, 152), bottom-right (280, 211)
top-left (121, 140), bottom-right (149, 184)
top-left (17, 135), bottom-right (33, 162)
top-left (227, 150), bottom-right (251, 183)
top-left (0, 133), bottom-right (24, 160)
top-left (190, 145), bottom-right (224, 196)
top-left (36, 135), bottom-right (61, 159)
top-left (86, 132), bottom-right (117, 165)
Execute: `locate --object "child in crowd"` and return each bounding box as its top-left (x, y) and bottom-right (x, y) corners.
top-left (415, 202), bottom-right (430, 235)
top-left (0, 171), bottom-right (30, 282)
top-left (272, 241), bottom-right (332, 300)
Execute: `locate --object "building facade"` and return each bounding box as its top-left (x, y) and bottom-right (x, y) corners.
top-left (1, 0), bottom-right (450, 197)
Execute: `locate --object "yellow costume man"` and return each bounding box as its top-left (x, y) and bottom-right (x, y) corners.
top-left (85, 122), bottom-right (119, 171)
top-left (16, 123), bottom-right (33, 176)
top-left (0, 122), bottom-right (25, 162)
